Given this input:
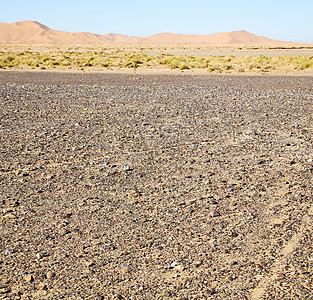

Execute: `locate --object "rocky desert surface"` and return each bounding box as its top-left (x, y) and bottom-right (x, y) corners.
top-left (0, 71), bottom-right (313, 299)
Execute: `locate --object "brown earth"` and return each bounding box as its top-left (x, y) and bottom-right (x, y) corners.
top-left (0, 72), bottom-right (313, 299)
top-left (0, 21), bottom-right (300, 46)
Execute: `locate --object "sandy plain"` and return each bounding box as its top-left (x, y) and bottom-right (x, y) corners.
top-left (2, 44), bottom-right (313, 56)
top-left (0, 71), bottom-right (313, 299)
top-left (1, 44), bottom-right (313, 77)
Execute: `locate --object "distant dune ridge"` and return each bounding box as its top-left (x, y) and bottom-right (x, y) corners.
top-left (0, 20), bottom-right (297, 45)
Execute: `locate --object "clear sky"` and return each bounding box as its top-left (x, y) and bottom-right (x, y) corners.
top-left (1, 0), bottom-right (312, 43)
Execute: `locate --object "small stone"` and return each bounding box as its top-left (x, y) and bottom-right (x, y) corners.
top-left (131, 191), bottom-right (140, 198)
top-left (24, 274), bottom-right (33, 283)
top-left (0, 284), bottom-right (9, 289)
top-left (170, 261), bottom-right (179, 268)
top-left (85, 268), bottom-right (94, 274)
top-left (142, 122), bottom-right (149, 126)
top-left (12, 200), bottom-right (20, 207)
top-left (4, 213), bottom-right (16, 219)
top-left (46, 271), bottom-right (53, 279)
top-left (205, 158), bottom-right (211, 162)
top-left (123, 165), bottom-right (132, 171)
top-left (0, 285), bottom-right (10, 294)
top-left (174, 265), bottom-right (185, 272)
top-left (231, 232), bottom-right (238, 238)
top-left (247, 214), bottom-right (255, 219)
top-left (308, 158), bottom-right (313, 163)
top-left (194, 260), bottom-right (202, 267)
top-left (211, 209), bottom-right (220, 217)
top-left (5, 250), bottom-right (12, 255)
top-left (36, 253), bottom-right (42, 259)
top-left (120, 266), bottom-right (129, 274)
top-left (164, 290), bottom-right (172, 297)
top-left (38, 282), bottom-right (47, 290)
top-left (1, 279), bottom-right (10, 285)
top-left (207, 288), bottom-right (217, 295)
top-left (86, 261), bottom-right (95, 267)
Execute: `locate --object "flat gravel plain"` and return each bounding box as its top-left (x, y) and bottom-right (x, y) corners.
top-left (1, 71), bottom-right (313, 299)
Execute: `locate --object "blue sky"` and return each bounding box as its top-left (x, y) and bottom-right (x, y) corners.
top-left (1, 0), bottom-right (312, 42)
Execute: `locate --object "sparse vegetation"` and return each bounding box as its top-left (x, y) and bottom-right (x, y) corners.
top-left (0, 49), bottom-right (312, 74)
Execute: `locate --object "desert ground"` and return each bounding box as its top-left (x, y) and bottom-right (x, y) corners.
top-left (0, 71), bottom-right (313, 299)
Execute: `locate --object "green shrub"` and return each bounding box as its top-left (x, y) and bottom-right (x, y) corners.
top-left (179, 63), bottom-right (189, 70)
top-left (123, 61), bottom-right (140, 68)
top-left (0, 49), bottom-right (311, 73)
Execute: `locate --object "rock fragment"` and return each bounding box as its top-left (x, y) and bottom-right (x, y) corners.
top-left (24, 274), bottom-right (34, 283)
top-left (46, 271), bottom-right (53, 279)
top-left (123, 165), bottom-right (132, 171)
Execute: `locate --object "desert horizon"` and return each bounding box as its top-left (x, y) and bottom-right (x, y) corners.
top-left (0, 20), bottom-right (310, 46)
top-left (1, 20), bottom-right (312, 76)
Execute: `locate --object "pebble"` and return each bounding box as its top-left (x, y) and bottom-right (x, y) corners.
top-left (0, 284), bottom-right (10, 294)
top-left (38, 282), bottom-right (47, 290)
top-left (174, 265), bottom-right (185, 272)
top-left (46, 271), bottom-right (53, 279)
top-left (0, 284), bottom-right (9, 289)
top-left (3, 213), bottom-right (16, 219)
top-left (123, 165), bottom-right (132, 171)
top-left (211, 209), bottom-right (221, 217)
top-left (120, 266), bottom-right (129, 274)
top-left (24, 274), bottom-right (33, 283)
top-left (194, 260), bottom-right (202, 267)
top-left (170, 261), bottom-right (179, 268)
top-left (231, 232), bottom-right (238, 237)
top-left (142, 122), bottom-right (149, 126)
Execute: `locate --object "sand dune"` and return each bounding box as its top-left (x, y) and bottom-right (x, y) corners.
top-left (139, 30), bottom-right (291, 45)
top-left (0, 20), bottom-right (297, 45)
top-left (103, 33), bottom-right (142, 43)
top-left (0, 21), bottom-right (140, 44)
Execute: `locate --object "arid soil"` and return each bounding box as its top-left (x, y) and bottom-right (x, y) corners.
top-left (1, 71), bottom-right (313, 299)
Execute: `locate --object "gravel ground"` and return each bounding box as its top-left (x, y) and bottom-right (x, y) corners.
top-left (0, 71), bottom-right (313, 299)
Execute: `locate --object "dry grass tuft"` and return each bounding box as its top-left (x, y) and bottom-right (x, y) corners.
top-left (0, 49), bottom-right (312, 74)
